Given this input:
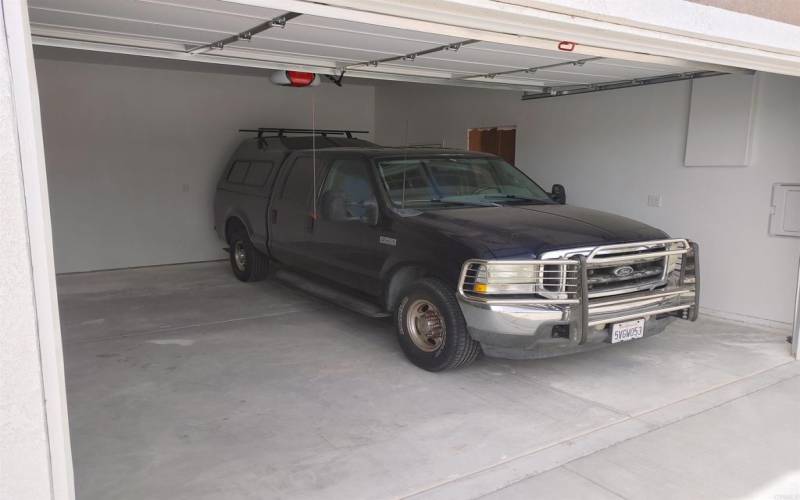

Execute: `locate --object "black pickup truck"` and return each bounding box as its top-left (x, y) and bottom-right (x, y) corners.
top-left (214, 128), bottom-right (698, 371)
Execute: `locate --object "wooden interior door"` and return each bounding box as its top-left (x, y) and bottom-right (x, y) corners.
top-left (467, 127), bottom-right (516, 164)
top-left (497, 128), bottom-right (516, 164)
top-left (467, 129), bottom-right (483, 153)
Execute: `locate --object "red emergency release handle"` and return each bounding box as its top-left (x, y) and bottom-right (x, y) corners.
top-left (558, 41), bottom-right (576, 51)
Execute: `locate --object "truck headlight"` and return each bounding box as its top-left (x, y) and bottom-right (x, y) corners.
top-left (461, 261), bottom-right (577, 300)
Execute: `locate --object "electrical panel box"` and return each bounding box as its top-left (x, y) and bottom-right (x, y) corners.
top-left (769, 183), bottom-right (800, 237)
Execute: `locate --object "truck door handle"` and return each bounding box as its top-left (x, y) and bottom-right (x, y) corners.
top-left (270, 209), bottom-right (278, 224)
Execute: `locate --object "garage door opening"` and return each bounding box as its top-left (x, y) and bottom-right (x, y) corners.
top-left (6, 1), bottom-right (800, 499)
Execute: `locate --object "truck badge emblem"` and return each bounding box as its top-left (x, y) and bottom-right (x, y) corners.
top-left (612, 265), bottom-right (635, 277)
top-left (379, 236), bottom-right (397, 246)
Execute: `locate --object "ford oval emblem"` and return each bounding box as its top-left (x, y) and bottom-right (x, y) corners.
top-left (612, 265), bottom-right (635, 277)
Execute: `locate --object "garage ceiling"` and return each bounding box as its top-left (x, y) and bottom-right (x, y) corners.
top-left (29, 0), bottom-right (740, 93)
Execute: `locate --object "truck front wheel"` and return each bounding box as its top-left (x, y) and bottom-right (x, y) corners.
top-left (396, 278), bottom-right (481, 371)
top-left (228, 228), bottom-right (269, 282)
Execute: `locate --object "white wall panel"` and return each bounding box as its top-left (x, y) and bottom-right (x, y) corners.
top-left (685, 73), bottom-right (757, 167)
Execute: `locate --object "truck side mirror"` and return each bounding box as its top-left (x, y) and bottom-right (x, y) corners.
top-left (363, 201), bottom-right (380, 226)
top-left (550, 184), bottom-right (566, 204)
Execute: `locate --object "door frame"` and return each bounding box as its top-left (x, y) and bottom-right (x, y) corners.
top-left (3, 1), bottom-right (75, 498)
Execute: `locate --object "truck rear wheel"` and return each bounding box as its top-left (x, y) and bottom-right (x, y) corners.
top-left (396, 278), bottom-right (481, 371)
top-left (228, 228), bottom-right (269, 282)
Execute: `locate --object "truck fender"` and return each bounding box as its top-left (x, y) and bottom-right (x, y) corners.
top-left (224, 212), bottom-right (253, 244)
top-left (384, 264), bottom-right (428, 312)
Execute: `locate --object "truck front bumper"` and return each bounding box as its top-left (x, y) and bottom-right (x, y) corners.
top-left (457, 240), bottom-right (699, 360)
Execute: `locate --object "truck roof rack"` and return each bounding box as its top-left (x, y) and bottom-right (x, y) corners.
top-left (239, 128), bottom-right (369, 139)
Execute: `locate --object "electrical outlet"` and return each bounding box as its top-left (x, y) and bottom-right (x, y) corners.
top-left (647, 194), bottom-right (662, 207)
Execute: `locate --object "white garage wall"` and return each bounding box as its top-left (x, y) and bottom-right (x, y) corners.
top-left (375, 74), bottom-right (800, 326)
top-left (34, 47), bottom-right (375, 274)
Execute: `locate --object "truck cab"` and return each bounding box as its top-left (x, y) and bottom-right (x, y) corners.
top-left (214, 128), bottom-right (698, 371)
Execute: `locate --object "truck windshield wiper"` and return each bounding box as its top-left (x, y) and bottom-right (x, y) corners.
top-left (431, 198), bottom-right (499, 207)
top-left (481, 194), bottom-right (548, 204)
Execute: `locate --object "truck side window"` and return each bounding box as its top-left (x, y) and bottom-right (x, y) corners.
top-left (319, 159), bottom-right (376, 223)
top-left (244, 161), bottom-right (273, 187)
top-left (227, 161), bottom-right (249, 184)
top-left (280, 156), bottom-right (318, 203)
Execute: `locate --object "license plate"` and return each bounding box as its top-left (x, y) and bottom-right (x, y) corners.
top-left (610, 318), bottom-right (645, 344)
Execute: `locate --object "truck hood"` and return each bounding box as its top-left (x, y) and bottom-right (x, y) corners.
top-left (408, 204), bottom-right (668, 259)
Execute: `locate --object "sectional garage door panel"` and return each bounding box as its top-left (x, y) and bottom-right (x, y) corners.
top-left (29, 0), bottom-right (746, 93)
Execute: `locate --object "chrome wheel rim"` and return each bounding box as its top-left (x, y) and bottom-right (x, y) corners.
top-left (406, 299), bottom-right (445, 352)
top-left (233, 241), bottom-right (247, 272)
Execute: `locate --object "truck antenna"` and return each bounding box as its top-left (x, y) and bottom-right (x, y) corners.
top-left (402, 119), bottom-right (408, 209)
top-left (312, 93), bottom-right (317, 220)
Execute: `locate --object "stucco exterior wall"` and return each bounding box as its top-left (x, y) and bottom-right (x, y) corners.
top-left (690, 0), bottom-right (800, 27)
top-left (0, 8), bottom-right (54, 500)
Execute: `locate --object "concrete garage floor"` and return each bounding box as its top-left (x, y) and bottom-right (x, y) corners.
top-left (58, 262), bottom-right (799, 500)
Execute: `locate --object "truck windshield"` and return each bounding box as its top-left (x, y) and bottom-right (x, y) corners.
top-left (376, 156), bottom-right (552, 209)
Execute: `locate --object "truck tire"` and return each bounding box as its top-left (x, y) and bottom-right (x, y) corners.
top-left (396, 278), bottom-right (481, 371)
top-left (228, 228), bottom-right (269, 282)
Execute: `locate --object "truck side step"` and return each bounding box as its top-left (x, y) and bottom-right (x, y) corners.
top-left (275, 269), bottom-right (391, 319)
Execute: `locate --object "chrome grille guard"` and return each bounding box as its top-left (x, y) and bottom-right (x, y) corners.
top-left (457, 239), bottom-right (700, 344)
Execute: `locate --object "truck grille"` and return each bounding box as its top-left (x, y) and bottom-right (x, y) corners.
top-left (542, 241), bottom-right (687, 298)
top-left (587, 257), bottom-right (666, 295)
